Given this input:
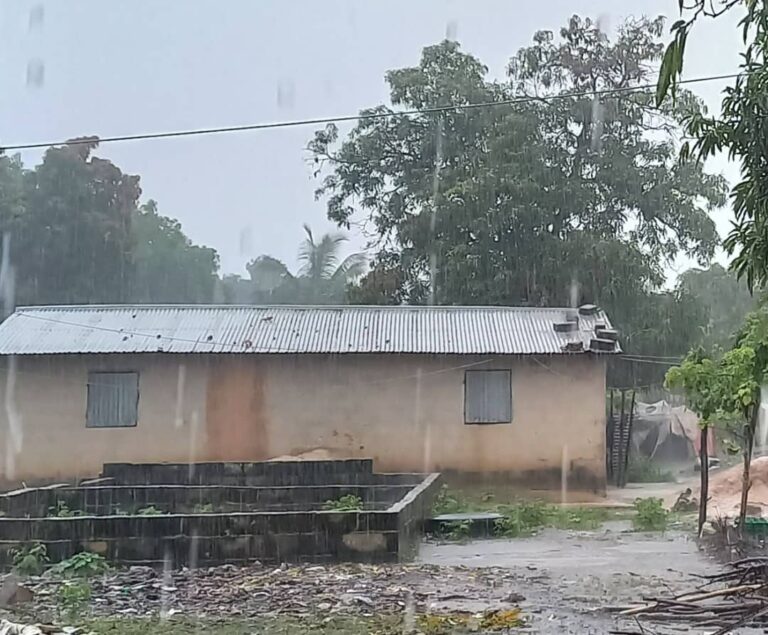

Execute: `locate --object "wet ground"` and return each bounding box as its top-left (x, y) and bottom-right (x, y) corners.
top-left (420, 520), bottom-right (714, 633)
top-left (1, 520), bottom-right (736, 633)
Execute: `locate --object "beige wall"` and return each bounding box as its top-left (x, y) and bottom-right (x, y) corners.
top-left (0, 353), bottom-right (606, 488)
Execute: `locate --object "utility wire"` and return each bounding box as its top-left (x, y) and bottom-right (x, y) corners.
top-left (0, 72), bottom-right (741, 152)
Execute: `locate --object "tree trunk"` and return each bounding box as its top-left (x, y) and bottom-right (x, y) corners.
top-left (698, 426), bottom-right (708, 537)
top-left (738, 405), bottom-right (760, 531)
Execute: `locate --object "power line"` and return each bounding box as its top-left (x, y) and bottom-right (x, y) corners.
top-left (0, 72), bottom-right (741, 152)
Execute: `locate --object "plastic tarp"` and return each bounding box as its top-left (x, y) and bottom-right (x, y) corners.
top-left (632, 400), bottom-right (713, 463)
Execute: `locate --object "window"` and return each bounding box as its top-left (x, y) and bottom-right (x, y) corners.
top-left (86, 372), bottom-right (139, 428)
top-left (464, 370), bottom-right (511, 424)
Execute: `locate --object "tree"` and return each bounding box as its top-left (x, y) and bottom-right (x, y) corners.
top-left (678, 264), bottom-right (756, 351)
top-left (667, 309), bottom-right (768, 531)
top-left (131, 200), bottom-right (219, 303)
top-left (15, 138), bottom-right (139, 305)
top-left (310, 18), bottom-right (727, 377)
top-left (657, 1), bottom-right (768, 291)
top-left (247, 225), bottom-right (365, 304)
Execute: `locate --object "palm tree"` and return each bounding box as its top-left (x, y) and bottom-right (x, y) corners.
top-left (247, 225), bottom-right (366, 304)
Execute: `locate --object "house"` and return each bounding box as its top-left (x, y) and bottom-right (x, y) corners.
top-left (0, 304), bottom-right (619, 490)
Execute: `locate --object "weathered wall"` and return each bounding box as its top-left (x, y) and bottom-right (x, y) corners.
top-left (0, 353), bottom-right (606, 489)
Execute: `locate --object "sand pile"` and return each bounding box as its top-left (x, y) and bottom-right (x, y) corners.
top-left (696, 456), bottom-right (768, 518)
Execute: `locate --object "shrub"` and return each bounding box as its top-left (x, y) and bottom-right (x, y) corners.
top-left (633, 497), bottom-right (668, 531)
top-left (53, 552), bottom-right (110, 578)
top-left (136, 505), bottom-right (164, 516)
top-left (11, 542), bottom-right (49, 576)
top-left (58, 580), bottom-right (92, 617)
top-left (322, 494), bottom-right (363, 512)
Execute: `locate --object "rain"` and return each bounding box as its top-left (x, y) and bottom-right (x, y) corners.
top-left (0, 1), bottom-right (766, 634)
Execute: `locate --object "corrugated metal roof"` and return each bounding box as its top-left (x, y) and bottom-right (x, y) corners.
top-left (0, 305), bottom-right (620, 356)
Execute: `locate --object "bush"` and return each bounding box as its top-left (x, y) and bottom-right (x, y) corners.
top-left (11, 542), bottom-right (49, 576)
top-left (633, 497), bottom-right (668, 531)
top-left (58, 580), bottom-right (92, 617)
top-left (136, 505), bottom-right (164, 516)
top-left (432, 486), bottom-right (468, 515)
top-left (322, 494), bottom-right (363, 512)
top-left (53, 552), bottom-right (110, 578)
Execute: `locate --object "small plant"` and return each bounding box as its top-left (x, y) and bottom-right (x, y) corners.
top-left (432, 486), bottom-right (469, 515)
top-left (193, 502), bottom-right (214, 513)
top-left (48, 500), bottom-right (81, 518)
top-left (57, 580), bottom-right (92, 617)
top-left (136, 505), bottom-right (164, 516)
top-left (53, 551), bottom-right (110, 578)
top-left (633, 497), bottom-right (668, 531)
top-left (322, 494), bottom-right (363, 512)
top-left (441, 519), bottom-right (472, 542)
top-left (626, 457), bottom-right (676, 484)
top-left (11, 542), bottom-right (49, 576)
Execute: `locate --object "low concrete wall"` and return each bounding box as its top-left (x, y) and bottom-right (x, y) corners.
top-left (0, 473), bottom-right (442, 568)
top-left (0, 484), bottom-right (414, 516)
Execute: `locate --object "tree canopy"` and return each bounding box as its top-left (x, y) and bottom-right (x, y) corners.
top-left (312, 16), bottom-right (728, 384)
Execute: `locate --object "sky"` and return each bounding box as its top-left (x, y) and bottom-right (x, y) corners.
top-left (0, 0), bottom-right (745, 277)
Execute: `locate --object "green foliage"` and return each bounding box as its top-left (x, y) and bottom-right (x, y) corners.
top-left (48, 500), bottom-right (81, 518)
top-left (493, 502), bottom-right (608, 537)
top-left (58, 580), bottom-right (92, 617)
top-left (53, 552), bottom-right (110, 578)
top-left (322, 494), bottom-right (364, 512)
top-left (136, 505), bottom-right (164, 516)
top-left (658, 1), bottom-right (768, 291)
top-left (246, 225), bottom-right (365, 304)
top-left (10, 542), bottom-right (49, 576)
top-left (626, 457), bottom-right (676, 484)
top-left (440, 519), bottom-right (472, 542)
top-left (193, 503), bottom-right (214, 513)
top-left (0, 142), bottom-right (220, 307)
top-left (310, 18), bottom-right (727, 385)
top-left (131, 200), bottom-right (219, 303)
top-left (633, 497), bottom-right (668, 531)
top-left (432, 485), bottom-right (469, 515)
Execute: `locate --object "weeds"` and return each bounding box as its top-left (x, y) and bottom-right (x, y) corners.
top-left (58, 580), bottom-right (92, 617)
top-left (626, 457), bottom-right (676, 483)
top-left (432, 485), bottom-right (469, 515)
top-left (48, 500), bottom-right (81, 517)
top-left (136, 505), bottom-right (164, 516)
top-left (493, 502), bottom-right (609, 537)
top-left (633, 497), bottom-right (668, 531)
top-left (11, 542), bottom-right (49, 576)
top-left (193, 503), bottom-right (214, 513)
top-left (53, 551), bottom-right (110, 578)
top-left (322, 494), bottom-right (363, 512)
top-left (441, 519), bottom-right (472, 542)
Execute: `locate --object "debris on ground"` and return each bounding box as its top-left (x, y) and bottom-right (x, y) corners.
top-left (6, 562), bottom-right (526, 622)
top-left (0, 620), bottom-right (68, 635)
top-left (613, 556), bottom-right (768, 633)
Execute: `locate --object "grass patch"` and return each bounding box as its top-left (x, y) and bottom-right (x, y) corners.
top-left (492, 501), bottom-right (609, 537)
top-left (322, 494), bottom-right (363, 512)
top-left (626, 457), bottom-right (676, 483)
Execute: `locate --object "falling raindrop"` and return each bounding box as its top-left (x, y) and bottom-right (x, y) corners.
top-left (174, 363), bottom-right (187, 428)
top-left (239, 226), bottom-right (253, 258)
top-left (276, 79), bottom-right (295, 110)
top-left (561, 444), bottom-right (569, 505)
top-left (590, 96), bottom-right (604, 152)
top-left (28, 4), bottom-right (44, 30)
top-left (445, 20), bottom-right (458, 41)
top-left (428, 119), bottom-right (444, 306)
top-left (26, 59), bottom-right (45, 89)
top-left (4, 356), bottom-right (23, 480)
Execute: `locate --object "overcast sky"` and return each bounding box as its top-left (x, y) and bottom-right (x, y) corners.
top-left (0, 1), bottom-right (744, 276)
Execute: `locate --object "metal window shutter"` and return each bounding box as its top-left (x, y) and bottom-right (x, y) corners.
top-left (465, 370), bottom-right (511, 423)
top-left (86, 372), bottom-right (139, 428)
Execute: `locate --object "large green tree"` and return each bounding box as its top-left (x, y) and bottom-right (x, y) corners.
top-left (15, 138), bottom-right (138, 305)
top-left (313, 16), bottom-right (727, 383)
top-left (131, 200), bottom-right (219, 303)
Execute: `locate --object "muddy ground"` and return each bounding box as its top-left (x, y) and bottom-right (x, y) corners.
top-left (1, 520), bottom-right (741, 633)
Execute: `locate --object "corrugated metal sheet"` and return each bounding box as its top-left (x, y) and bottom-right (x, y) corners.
top-left (464, 370), bottom-right (512, 424)
top-left (0, 305), bottom-right (619, 356)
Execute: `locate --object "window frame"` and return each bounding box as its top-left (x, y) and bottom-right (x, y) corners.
top-left (463, 369), bottom-right (512, 425)
top-left (85, 370), bottom-right (140, 429)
